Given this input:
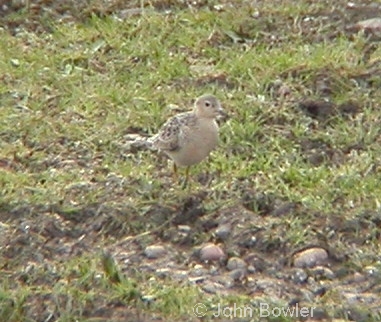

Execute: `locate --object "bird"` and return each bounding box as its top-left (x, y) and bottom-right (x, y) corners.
top-left (150, 94), bottom-right (225, 186)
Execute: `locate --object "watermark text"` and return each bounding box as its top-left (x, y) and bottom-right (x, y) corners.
top-left (193, 302), bottom-right (315, 318)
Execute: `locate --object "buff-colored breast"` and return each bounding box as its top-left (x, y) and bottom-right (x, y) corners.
top-left (165, 118), bottom-right (219, 167)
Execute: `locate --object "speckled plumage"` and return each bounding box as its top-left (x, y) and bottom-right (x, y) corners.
top-left (152, 111), bottom-right (197, 152)
top-left (151, 94), bottom-right (224, 169)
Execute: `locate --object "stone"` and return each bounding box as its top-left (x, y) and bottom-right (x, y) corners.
top-left (214, 224), bottom-right (231, 240)
top-left (293, 247), bottom-right (328, 268)
top-left (144, 245), bottom-right (167, 259)
top-left (226, 257), bottom-right (247, 271)
top-left (199, 243), bottom-right (225, 262)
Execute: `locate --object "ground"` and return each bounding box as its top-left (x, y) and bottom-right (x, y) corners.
top-left (1, 0), bottom-right (381, 321)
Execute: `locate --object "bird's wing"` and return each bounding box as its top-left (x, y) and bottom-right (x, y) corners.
top-left (152, 112), bottom-right (195, 151)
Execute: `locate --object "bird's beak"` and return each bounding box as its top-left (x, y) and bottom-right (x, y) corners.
top-left (217, 108), bottom-right (229, 121)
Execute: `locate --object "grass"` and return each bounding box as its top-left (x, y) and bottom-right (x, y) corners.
top-left (1, 0), bottom-right (381, 321)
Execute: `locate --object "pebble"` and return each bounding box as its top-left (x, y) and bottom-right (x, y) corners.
top-left (310, 266), bottom-right (335, 280)
top-left (226, 257), bottom-right (247, 271)
top-left (255, 277), bottom-right (278, 290)
top-left (364, 265), bottom-right (381, 277)
top-left (144, 245), bottom-right (167, 259)
top-left (244, 253), bottom-right (267, 272)
top-left (202, 281), bottom-right (224, 294)
top-left (354, 18), bottom-right (381, 33)
top-left (118, 8), bottom-right (145, 19)
top-left (291, 268), bottom-right (309, 283)
top-left (171, 270), bottom-right (188, 280)
top-left (141, 295), bottom-right (156, 304)
top-left (351, 272), bottom-right (366, 283)
top-left (341, 292), bottom-right (380, 305)
top-left (155, 268), bottom-right (171, 278)
top-left (214, 224), bottom-right (231, 240)
top-left (199, 243), bottom-right (225, 262)
top-left (293, 247), bottom-right (328, 268)
top-left (177, 225), bottom-right (191, 233)
top-left (188, 276), bottom-right (207, 284)
top-left (214, 275), bottom-right (235, 288)
top-left (229, 268), bottom-right (247, 281)
top-left (190, 264), bottom-right (208, 277)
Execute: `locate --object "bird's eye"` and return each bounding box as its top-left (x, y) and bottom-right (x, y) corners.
top-left (205, 101), bottom-right (211, 107)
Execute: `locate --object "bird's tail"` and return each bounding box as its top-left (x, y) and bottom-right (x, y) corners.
top-left (124, 134), bottom-right (158, 151)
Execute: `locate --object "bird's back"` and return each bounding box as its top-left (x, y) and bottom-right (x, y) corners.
top-left (151, 111), bottom-right (197, 152)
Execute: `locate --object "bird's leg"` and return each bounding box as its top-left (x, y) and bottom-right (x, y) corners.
top-left (173, 162), bottom-right (178, 181)
top-left (181, 166), bottom-right (190, 190)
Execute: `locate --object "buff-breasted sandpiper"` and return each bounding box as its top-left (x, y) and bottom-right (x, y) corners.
top-left (150, 94), bottom-right (225, 185)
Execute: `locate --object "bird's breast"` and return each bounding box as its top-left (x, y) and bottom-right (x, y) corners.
top-left (167, 120), bottom-right (219, 166)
